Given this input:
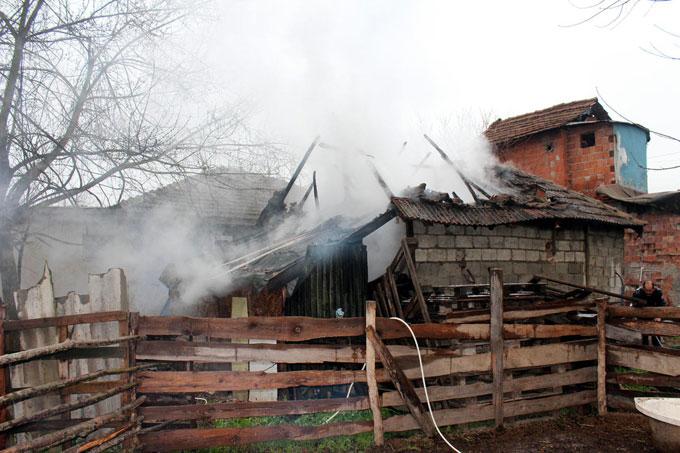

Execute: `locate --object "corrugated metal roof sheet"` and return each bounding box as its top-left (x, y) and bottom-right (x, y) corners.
top-left (485, 98), bottom-right (609, 144)
top-left (597, 184), bottom-right (680, 213)
top-left (392, 165), bottom-right (644, 229)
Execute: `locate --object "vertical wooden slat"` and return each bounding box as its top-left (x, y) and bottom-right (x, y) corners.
top-left (124, 312), bottom-right (139, 450)
top-left (365, 301), bottom-right (383, 446)
top-left (490, 268), bottom-right (504, 428)
top-left (0, 304), bottom-right (8, 449)
top-left (57, 324), bottom-right (70, 422)
top-left (231, 297), bottom-right (249, 401)
top-left (597, 298), bottom-right (608, 415)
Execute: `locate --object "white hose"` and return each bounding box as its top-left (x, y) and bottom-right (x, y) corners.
top-left (323, 317), bottom-right (462, 452)
top-left (390, 316), bottom-right (462, 453)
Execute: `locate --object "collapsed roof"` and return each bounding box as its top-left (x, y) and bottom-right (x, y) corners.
top-left (392, 165), bottom-right (644, 230)
top-left (485, 98), bottom-right (611, 145)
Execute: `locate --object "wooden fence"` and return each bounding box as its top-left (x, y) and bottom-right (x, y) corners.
top-left (1, 267), bottom-right (680, 451)
top-left (134, 269), bottom-right (602, 451)
top-left (599, 302), bottom-right (680, 412)
top-left (0, 309), bottom-right (141, 452)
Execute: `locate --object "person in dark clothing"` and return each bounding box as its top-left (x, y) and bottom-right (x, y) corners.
top-left (633, 280), bottom-right (666, 308)
top-left (633, 280), bottom-right (666, 347)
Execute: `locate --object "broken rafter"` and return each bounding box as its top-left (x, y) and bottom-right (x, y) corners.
top-left (423, 134), bottom-right (485, 203)
top-left (366, 158), bottom-right (394, 199)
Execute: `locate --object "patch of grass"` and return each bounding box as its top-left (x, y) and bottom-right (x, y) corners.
top-left (613, 366), bottom-right (658, 392)
top-left (198, 408), bottom-right (398, 452)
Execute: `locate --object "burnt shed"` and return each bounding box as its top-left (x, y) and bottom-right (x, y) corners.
top-left (390, 165), bottom-right (644, 295)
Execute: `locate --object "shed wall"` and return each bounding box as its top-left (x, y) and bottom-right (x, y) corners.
top-left (412, 220), bottom-right (623, 294)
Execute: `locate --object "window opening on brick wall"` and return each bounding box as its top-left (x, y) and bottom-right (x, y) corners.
top-left (580, 132), bottom-right (595, 148)
top-left (545, 142), bottom-right (554, 152)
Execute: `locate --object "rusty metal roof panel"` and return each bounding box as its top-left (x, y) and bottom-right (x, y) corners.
top-left (392, 165), bottom-right (644, 229)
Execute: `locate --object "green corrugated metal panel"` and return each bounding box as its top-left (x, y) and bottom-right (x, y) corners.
top-left (285, 242), bottom-right (367, 318)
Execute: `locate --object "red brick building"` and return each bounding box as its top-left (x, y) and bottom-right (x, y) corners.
top-left (486, 98), bottom-right (680, 304)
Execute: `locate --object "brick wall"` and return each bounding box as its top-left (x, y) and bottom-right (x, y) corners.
top-left (411, 220), bottom-right (623, 294)
top-left (496, 123), bottom-right (617, 198)
top-left (496, 130), bottom-right (569, 186)
top-left (565, 124), bottom-right (616, 197)
top-left (623, 211), bottom-right (680, 305)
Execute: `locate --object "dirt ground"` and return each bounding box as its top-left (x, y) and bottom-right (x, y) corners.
top-left (369, 413), bottom-right (654, 453)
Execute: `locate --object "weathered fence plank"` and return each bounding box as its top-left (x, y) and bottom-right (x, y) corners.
top-left (607, 344), bottom-right (680, 376)
top-left (139, 391), bottom-right (596, 451)
top-left (139, 366), bottom-right (597, 422)
top-left (137, 341), bottom-right (596, 393)
top-left (365, 301), bottom-right (383, 446)
top-left (138, 315), bottom-right (595, 341)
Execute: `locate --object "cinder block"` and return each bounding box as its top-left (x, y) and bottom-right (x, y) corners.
top-left (564, 252), bottom-right (575, 262)
top-left (418, 235), bottom-right (437, 248)
top-left (415, 249), bottom-right (428, 262)
top-left (574, 251), bottom-right (586, 262)
top-left (513, 262), bottom-right (529, 275)
top-left (447, 248), bottom-right (464, 261)
top-left (497, 249), bottom-right (512, 261)
top-left (413, 221), bottom-right (426, 234)
top-left (554, 251), bottom-right (565, 262)
top-left (428, 224), bottom-right (446, 235)
top-left (489, 236), bottom-right (505, 248)
top-left (438, 235), bottom-right (456, 248)
top-left (473, 236), bottom-right (489, 248)
top-left (512, 249), bottom-right (526, 261)
top-left (481, 249), bottom-right (497, 260)
top-left (428, 249), bottom-right (448, 262)
top-left (556, 240), bottom-right (571, 251)
top-left (456, 235), bottom-right (473, 248)
top-left (505, 236), bottom-right (519, 248)
top-left (466, 249), bottom-right (482, 261)
top-left (526, 250), bottom-right (540, 262)
top-left (519, 238), bottom-right (533, 249)
top-left (568, 263), bottom-right (582, 274)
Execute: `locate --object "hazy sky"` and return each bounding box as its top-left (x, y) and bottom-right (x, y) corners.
top-left (182, 0), bottom-right (680, 192)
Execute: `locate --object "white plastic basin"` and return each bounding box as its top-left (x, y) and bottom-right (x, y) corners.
top-left (635, 397), bottom-right (680, 453)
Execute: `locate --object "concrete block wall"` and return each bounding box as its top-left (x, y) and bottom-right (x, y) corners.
top-left (587, 227), bottom-right (624, 294)
top-left (412, 220), bottom-right (624, 294)
top-left (413, 220), bottom-right (586, 288)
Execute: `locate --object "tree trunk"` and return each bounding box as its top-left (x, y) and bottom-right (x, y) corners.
top-left (0, 229), bottom-right (19, 319)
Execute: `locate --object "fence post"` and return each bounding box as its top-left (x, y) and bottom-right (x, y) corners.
top-left (490, 268), bottom-right (504, 429)
top-left (0, 304), bottom-right (7, 449)
top-left (121, 311), bottom-right (139, 451)
top-left (365, 300), bottom-right (384, 446)
top-left (597, 298), bottom-right (608, 415)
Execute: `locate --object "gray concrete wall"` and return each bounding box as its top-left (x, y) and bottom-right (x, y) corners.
top-left (412, 220), bottom-right (624, 294)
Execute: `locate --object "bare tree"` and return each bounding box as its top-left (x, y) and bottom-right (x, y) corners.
top-left (0, 0), bottom-right (289, 310)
